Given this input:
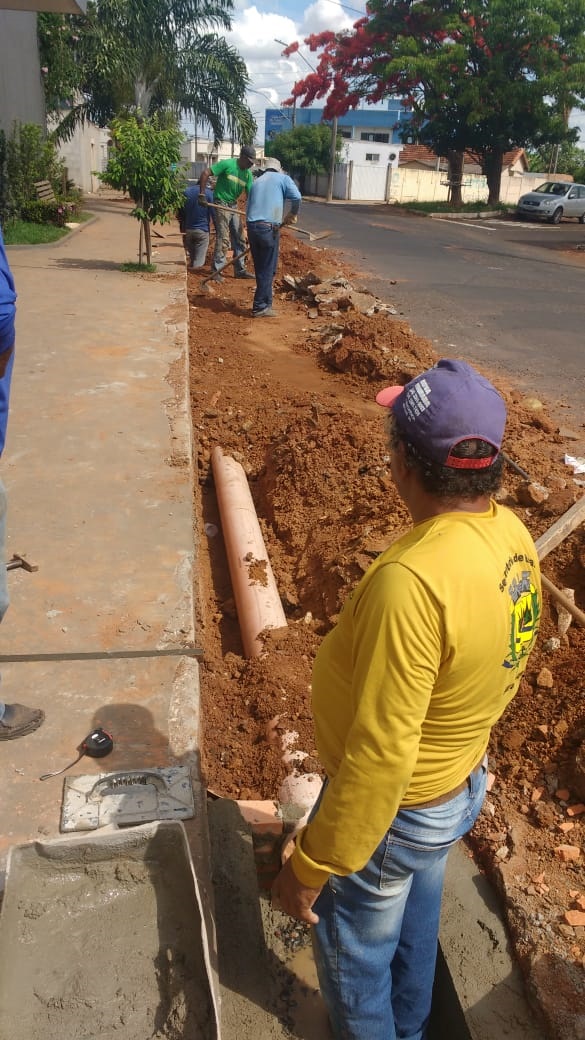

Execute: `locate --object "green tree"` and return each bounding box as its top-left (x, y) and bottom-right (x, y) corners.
top-left (287, 0), bottom-right (585, 206)
top-left (98, 115), bottom-right (184, 264)
top-left (527, 141), bottom-right (585, 182)
top-left (266, 124), bottom-right (340, 193)
top-left (38, 0), bottom-right (256, 147)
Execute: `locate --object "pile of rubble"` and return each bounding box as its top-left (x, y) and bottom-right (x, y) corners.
top-left (282, 271), bottom-right (398, 320)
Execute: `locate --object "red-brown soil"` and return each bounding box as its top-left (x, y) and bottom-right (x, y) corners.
top-left (187, 233), bottom-right (585, 1039)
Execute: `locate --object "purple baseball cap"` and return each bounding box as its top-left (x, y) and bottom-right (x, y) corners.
top-left (376, 359), bottom-right (506, 470)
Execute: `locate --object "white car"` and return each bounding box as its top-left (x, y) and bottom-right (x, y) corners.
top-left (516, 181), bottom-right (585, 224)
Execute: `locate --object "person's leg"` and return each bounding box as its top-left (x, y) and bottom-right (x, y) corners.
top-left (187, 230), bottom-right (209, 269)
top-left (312, 760), bottom-right (488, 1040)
top-left (248, 226), bottom-right (277, 314)
top-left (390, 760), bottom-right (488, 1038)
top-left (0, 478), bottom-right (44, 738)
top-left (230, 210), bottom-right (253, 276)
top-left (184, 230), bottom-right (196, 267)
top-left (211, 208), bottom-right (230, 273)
top-left (266, 229), bottom-right (281, 303)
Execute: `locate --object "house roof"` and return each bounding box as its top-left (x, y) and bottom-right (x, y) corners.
top-left (398, 144), bottom-right (528, 171)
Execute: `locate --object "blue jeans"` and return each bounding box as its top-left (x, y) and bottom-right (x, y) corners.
top-left (0, 478), bottom-right (8, 720)
top-left (312, 759), bottom-right (488, 1040)
top-left (247, 222), bottom-right (280, 313)
top-left (211, 205), bottom-right (247, 274)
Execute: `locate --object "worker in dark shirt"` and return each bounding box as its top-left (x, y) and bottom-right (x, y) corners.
top-left (181, 178), bottom-right (214, 269)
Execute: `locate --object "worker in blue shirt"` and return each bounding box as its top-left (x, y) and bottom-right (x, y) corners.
top-left (0, 226), bottom-right (44, 739)
top-left (181, 178), bottom-right (214, 269)
top-left (246, 158), bottom-right (302, 318)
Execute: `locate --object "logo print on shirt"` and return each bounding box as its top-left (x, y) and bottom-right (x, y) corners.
top-left (504, 568), bottom-right (540, 668)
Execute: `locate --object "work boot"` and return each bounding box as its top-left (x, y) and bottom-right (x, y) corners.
top-left (0, 703), bottom-right (45, 739)
top-left (252, 307), bottom-right (277, 318)
top-left (235, 270), bottom-right (255, 280)
top-left (210, 273), bottom-right (225, 284)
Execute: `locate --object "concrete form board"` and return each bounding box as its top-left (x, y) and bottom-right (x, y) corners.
top-left (441, 843), bottom-right (547, 1039)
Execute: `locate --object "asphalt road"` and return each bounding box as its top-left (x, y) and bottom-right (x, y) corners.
top-left (300, 201), bottom-right (585, 419)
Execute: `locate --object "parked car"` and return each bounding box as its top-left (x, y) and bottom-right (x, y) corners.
top-left (516, 181), bottom-right (585, 224)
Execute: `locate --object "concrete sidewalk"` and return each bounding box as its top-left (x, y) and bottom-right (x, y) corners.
top-left (0, 194), bottom-right (201, 864)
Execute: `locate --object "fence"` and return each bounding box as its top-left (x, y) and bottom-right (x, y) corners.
top-left (187, 158), bottom-right (550, 206)
top-left (305, 163), bottom-right (550, 206)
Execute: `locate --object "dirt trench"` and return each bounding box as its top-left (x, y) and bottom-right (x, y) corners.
top-left (187, 233), bottom-right (585, 1039)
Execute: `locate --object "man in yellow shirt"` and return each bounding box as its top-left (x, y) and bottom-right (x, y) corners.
top-left (272, 358), bottom-right (541, 1040)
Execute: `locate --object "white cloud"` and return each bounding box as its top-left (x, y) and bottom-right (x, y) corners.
top-left (300, 0), bottom-right (355, 36)
top-left (223, 1), bottom-right (363, 142)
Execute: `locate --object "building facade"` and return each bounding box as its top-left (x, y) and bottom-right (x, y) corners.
top-left (0, 0), bottom-right (87, 134)
top-left (265, 101), bottom-right (410, 145)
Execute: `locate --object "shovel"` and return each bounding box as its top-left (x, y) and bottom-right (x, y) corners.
top-left (204, 198), bottom-right (333, 242)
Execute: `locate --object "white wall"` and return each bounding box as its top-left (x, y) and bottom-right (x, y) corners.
top-left (51, 117), bottom-right (109, 193)
top-left (341, 140), bottom-right (401, 166)
top-left (0, 11), bottom-right (45, 134)
top-left (390, 167), bottom-right (552, 206)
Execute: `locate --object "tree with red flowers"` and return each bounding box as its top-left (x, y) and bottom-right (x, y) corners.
top-left (284, 0), bottom-right (585, 206)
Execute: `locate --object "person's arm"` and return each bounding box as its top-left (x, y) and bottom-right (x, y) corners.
top-left (282, 176), bottom-right (302, 225)
top-left (0, 233), bottom-right (16, 378)
top-left (291, 565), bottom-right (443, 888)
top-left (204, 188), bottom-right (214, 230)
top-left (198, 169), bottom-right (212, 198)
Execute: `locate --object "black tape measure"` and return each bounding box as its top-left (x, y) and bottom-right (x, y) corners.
top-left (39, 727), bottom-right (114, 781)
top-left (82, 727), bottom-right (114, 757)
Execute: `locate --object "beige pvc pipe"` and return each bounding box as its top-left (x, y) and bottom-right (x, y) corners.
top-left (211, 446), bottom-right (287, 657)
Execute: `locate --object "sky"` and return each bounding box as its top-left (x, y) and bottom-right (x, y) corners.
top-left (193, 0), bottom-right (585, 147)
top-left (197, 0), bottom-right (369, 143)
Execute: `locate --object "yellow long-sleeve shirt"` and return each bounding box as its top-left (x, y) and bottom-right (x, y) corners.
top-left (291, 501), bottom-right (541, 888)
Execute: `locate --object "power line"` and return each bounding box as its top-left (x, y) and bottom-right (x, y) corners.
top-left (316, 0), bottom-right (367, 15)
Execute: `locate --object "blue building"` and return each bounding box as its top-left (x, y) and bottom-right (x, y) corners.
top-left (265, 101), bottom-right (411, 145)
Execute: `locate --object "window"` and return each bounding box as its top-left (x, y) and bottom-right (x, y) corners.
top-left (340, 129), bottom-right (352, 139)
top-left (365, 153), bottom-right (380, 162)
top-left (360, 132), bottom-right (390, 143)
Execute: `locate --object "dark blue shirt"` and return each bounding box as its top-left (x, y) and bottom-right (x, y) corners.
top-left (0, 226), bottom-right (16, 455)
top-left (183, 186), bottom-right (214, 231)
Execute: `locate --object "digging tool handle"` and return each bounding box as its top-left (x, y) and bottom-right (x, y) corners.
top-left (201, 245), bottom-right (252, 286)
top-left (501, 451), bottom-right (532, 482)
top-left (540, 573), bottom-right (585, 629)
top-left (204, 199), bottom-right (328, 240)
top-left (204, 199), bottom-right (246, 217)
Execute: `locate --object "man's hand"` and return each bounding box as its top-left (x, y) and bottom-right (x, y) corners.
top-left (271, 856), bottom-right (323, 924)
top-left (282, 213), bottom-right (298, 227)
top-left (198, 196), bottom-right (209, 207)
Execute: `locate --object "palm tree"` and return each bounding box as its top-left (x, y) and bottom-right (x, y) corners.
top-left (39, 0), bottom-right (256, 145)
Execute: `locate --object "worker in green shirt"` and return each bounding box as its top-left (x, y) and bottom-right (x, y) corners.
top-left (199, 145), bottom-right (256, 282)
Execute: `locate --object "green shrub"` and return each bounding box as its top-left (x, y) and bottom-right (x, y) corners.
top-left (20, 198), bottom-right (80, 226)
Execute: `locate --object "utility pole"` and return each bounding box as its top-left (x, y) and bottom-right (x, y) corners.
top-left (292, 97), bottom-right (296, 128)
top-left (326, 116), bottom-right (338, 203)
